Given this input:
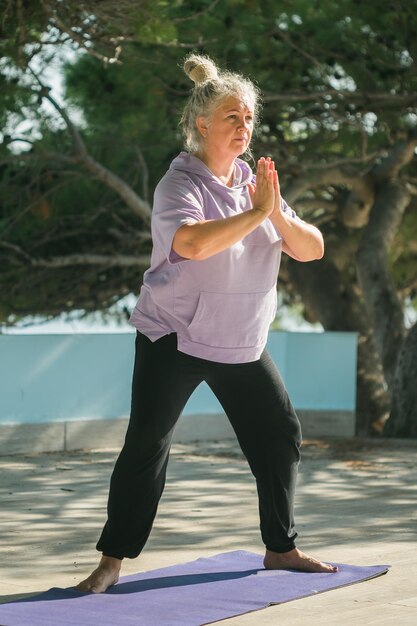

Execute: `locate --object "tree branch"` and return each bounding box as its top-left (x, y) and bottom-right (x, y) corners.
top-left (173, 0), bottom-right (222, 22)
top-left (1, 136), bottom-right (35, 148)
top-left (40, 0), bottom-right (122, 65)
top-left (301, 152), bottom-right (382, 171)
top-left (33, 253), bottom-right (151, 268)
top-left (292, 197), bottom-right (338, 213)
top-left (106, 227), bottom-right (152, 244)
top-left (0, 241), bottom-right (33, 263)
top-left (405, 182), bottom-right (417, 196)
top-left (372, 131), bottom-right (417, 181)
top-left (26, 72), bottom-right (153, 224)
top-left (1, 241), bottom-right (151, 269)
top-left (272, 26), bottom-right (324, 71)
top-left (120, 35), bottom-right (213, 49)
top-left (264, 90), bottom-right (417, 107)
top-left (282, 164), bottom-right (373, 204)
top-left (135, 145), bottom-right (150, 203)
top-left (28, 64), bottom-right (87, 155)
top-left (16, 0), bottom-right (26, 66)
top-left (5, 149), bottom-right (78, 165)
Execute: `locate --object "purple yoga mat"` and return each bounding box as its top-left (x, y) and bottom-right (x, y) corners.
top-left (0, 550), bottom-right (389, 626)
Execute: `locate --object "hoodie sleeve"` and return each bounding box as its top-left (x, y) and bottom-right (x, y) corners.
top-left (280, 197), bottom-right (298, 219)
top-left (152, 172), bottom-right (205, 264)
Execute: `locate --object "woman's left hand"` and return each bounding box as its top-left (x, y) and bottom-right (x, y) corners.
top-left (253, 157), bottom-right (325, 262)
top-left (250, 157), bottom-right (283, 223)
top-left (267, 158), bottom-right (283, 225)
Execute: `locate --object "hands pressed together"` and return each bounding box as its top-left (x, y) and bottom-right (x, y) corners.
top-left (248, 157), bottom-right (281, 218)
top-left (247, 157), bottom-right (324, 261)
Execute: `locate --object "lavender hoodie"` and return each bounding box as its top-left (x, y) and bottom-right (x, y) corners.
top-left (129, 152), bottom-right (297, 363)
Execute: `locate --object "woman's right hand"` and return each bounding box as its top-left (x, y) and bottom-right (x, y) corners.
top-left (248, 157), bottom-right (275, 216)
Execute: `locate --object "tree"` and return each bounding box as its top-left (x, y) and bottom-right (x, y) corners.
top-left (0, 0), bottom-right (198, 319)
top-left (250, 1), bottom-right (417, 436)
top-left (1, 0), bottom-right (416, 435)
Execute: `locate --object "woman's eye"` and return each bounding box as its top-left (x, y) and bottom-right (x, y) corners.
top-left (226, 114), bottom-right (253, 122)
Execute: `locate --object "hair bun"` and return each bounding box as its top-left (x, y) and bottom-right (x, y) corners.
top-left (183, 54), bottom-right (219, 85)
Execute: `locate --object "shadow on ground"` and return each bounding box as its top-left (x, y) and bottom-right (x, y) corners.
top-left (0, 436), bottom-right (416, 604)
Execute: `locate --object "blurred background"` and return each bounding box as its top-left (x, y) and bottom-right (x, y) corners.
top-left (0, 0), bottom-right (416, 438)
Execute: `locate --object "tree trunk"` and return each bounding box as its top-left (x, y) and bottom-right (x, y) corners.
top-left (356, 181), bottom-right (409, 389)
top-left (384, 321), bottom-right (417, 437)
top-left (287, 257), bottom-right (389, 435)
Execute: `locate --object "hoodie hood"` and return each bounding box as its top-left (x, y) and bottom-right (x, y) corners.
top-left (169, 151), bottom-right (253, 189)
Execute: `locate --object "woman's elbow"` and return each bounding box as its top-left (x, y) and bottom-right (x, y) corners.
top-left (172, 238), bottom-right (207, 261)
top-left (307, 245), bottom-right (324, 262)
top-left (315, 239), bottom-right (325, 259)
top-left (309, 232), bottom-right (324, 260)
top-left (300, 238), bottom-right (324, 262)
top-left (172, 224), bottom-right (211, 261)
top-left (187, 244), bottom-right (207, 260)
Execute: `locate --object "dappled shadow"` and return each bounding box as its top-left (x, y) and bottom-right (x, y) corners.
top-left (0, 437), bottom-right (416, 597)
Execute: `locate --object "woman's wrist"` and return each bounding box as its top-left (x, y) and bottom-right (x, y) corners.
top-left (269, 206), bottom-right (285, 226)
top-left (252, 206), bottom-right (269, 217)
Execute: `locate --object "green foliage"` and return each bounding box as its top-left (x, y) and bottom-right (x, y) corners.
top-left (0, 0), bottom-right (48, 66)
top-left (135, 17), bottom-right (178, 44)
top-left (1, 0), bottom-right (417, 325)
top-left (64, 54), bottom-right (183, 188)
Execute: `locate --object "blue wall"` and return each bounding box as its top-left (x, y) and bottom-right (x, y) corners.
top-left (0, 331), bottom-right (357, 425)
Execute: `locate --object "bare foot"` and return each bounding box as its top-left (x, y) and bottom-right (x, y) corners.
top-left (75, 556), bottom-right (122, 593)
top-left (264, 547), bottom-right (338, 573)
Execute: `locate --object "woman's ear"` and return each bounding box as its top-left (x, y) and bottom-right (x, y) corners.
top-left (196, 116), bottom-right (208, 138)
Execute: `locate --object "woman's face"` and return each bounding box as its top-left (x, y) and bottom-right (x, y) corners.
top-left (197, 95), bottom-right (254, 159)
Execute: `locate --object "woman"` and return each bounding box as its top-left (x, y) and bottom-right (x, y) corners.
top-left (77, 54), bottom-right (337, 593)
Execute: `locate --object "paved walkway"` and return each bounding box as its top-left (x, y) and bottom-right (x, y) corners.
top-left (0, 437), bottom-right (416, 625)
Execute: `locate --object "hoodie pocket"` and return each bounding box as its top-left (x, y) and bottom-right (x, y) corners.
top-left (187, 289), bottom-right (277, 349)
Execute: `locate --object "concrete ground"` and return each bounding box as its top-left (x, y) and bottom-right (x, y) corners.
top-left (0, 437), bottom-right (416, 625)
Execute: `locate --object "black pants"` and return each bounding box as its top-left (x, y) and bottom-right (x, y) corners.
top-left (96, 331), bottom-right (302, 559)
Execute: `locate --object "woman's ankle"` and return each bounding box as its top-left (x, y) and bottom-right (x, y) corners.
top-left (99, 555), bottom-right (122, 570)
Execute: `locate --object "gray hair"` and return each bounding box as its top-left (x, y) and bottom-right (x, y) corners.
top-left (180, 53), bottom-right (261, 154)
